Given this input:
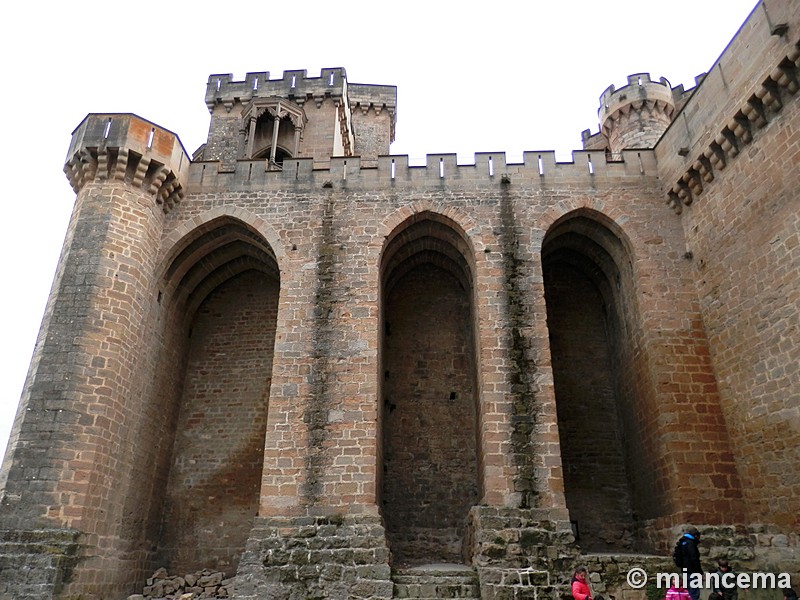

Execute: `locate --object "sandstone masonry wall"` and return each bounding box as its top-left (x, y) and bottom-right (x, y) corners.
top-left (655, 0), bottom-right (800, 534)
top-left (2, 3), bottom-right (799, 596)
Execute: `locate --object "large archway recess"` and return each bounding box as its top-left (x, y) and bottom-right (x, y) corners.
top-left (152, 215), bottom-right (281, 575)
top-left (379, 211), bottom-right (480, 566)
top-left (542, 210), bottom-right (653, 552)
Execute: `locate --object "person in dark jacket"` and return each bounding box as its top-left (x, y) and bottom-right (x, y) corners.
top-left (572, 566), bottom-right (592, 600)
top-left (676, 527), bottom-right (703, 600)
top-left (712, 559), bottom-right (738, 600)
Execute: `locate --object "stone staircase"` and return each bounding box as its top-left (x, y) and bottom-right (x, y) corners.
top-left (392, 563), bottom-right (480, 599)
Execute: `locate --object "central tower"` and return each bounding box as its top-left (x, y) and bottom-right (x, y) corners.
top-left (200, 68), bottom-right (396, 170)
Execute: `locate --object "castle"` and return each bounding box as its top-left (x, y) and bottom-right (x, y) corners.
top-left (0, 1), bottom-right (798, 599)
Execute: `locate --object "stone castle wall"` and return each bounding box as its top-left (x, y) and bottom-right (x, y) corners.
top-left (653, 0), bottom-right (800, 537)
top-left (1, 1), bottom-right (799, 598)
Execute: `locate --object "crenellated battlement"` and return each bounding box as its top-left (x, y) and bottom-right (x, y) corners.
top-left (598, 73), bottom-right (676, 122)
top-left (595, 73), bottom-right (679, 153)
top-left (205, 68), bottom-right (397, 115)
top-left (188, 148), bottom-right (657, 191)
top-left (206, 68), bottom-right (347, 112)
top-left (64, 114), bottom-right (190, 210)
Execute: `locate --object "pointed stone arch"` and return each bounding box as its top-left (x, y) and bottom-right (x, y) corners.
top-left (541, 207), bottom-right (653, 552)
top-left (377, 207), bottom-right (482, 566)
top-left (148, 209), bottom-right (283, 574)
top-left (377, 200), bottom-right (487, 256)
top-left (537, 200), bottom-right (643, 261)
top-left (159, 206), bottom-right (286, 278)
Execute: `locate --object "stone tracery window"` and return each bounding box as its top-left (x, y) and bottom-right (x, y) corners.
top-left (241, 97), bottom-right (306, 169)
top-left (252, 145), bottom-right (292, 168)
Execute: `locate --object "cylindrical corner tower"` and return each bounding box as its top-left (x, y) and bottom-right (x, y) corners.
top-left (599, 73), bottom-right (676, 153)
top-left (0, 114), bottom-right (188, 598)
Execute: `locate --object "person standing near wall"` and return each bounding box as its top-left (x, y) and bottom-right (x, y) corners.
top-left (673, 527), bottom-right (704, 600)
top-left (711, 558), bottom-right (738, 600)
top-left (572, 566), bottom-right (593, 600)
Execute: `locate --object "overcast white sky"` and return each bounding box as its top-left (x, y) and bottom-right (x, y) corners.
top-left (0, 1), bottom-right (757, 456)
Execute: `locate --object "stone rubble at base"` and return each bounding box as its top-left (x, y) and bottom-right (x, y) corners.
top-left (127, 567), bottom-right (235, 600)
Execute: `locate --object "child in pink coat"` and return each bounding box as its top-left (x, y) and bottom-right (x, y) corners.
top-left (572, 567), bottom-right (592, 600)
top-left (666, 576), bottom-right (691, 600)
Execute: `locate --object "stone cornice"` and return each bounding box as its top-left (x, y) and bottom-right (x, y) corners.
top-left (667, 41), bottom-right (800, 214)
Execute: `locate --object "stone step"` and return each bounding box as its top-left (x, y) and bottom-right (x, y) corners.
top-left (392, 564), bottom-right (480, 599)
top-left (394, 589), bottom-right (481, 599)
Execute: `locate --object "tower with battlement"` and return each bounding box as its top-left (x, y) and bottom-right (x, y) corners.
top-left (600, 73), bottom-right (678, 152)
top-left (1, 3), bottom-right (799, 599)
top-left (200, 67), bottom-right (396, 170)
